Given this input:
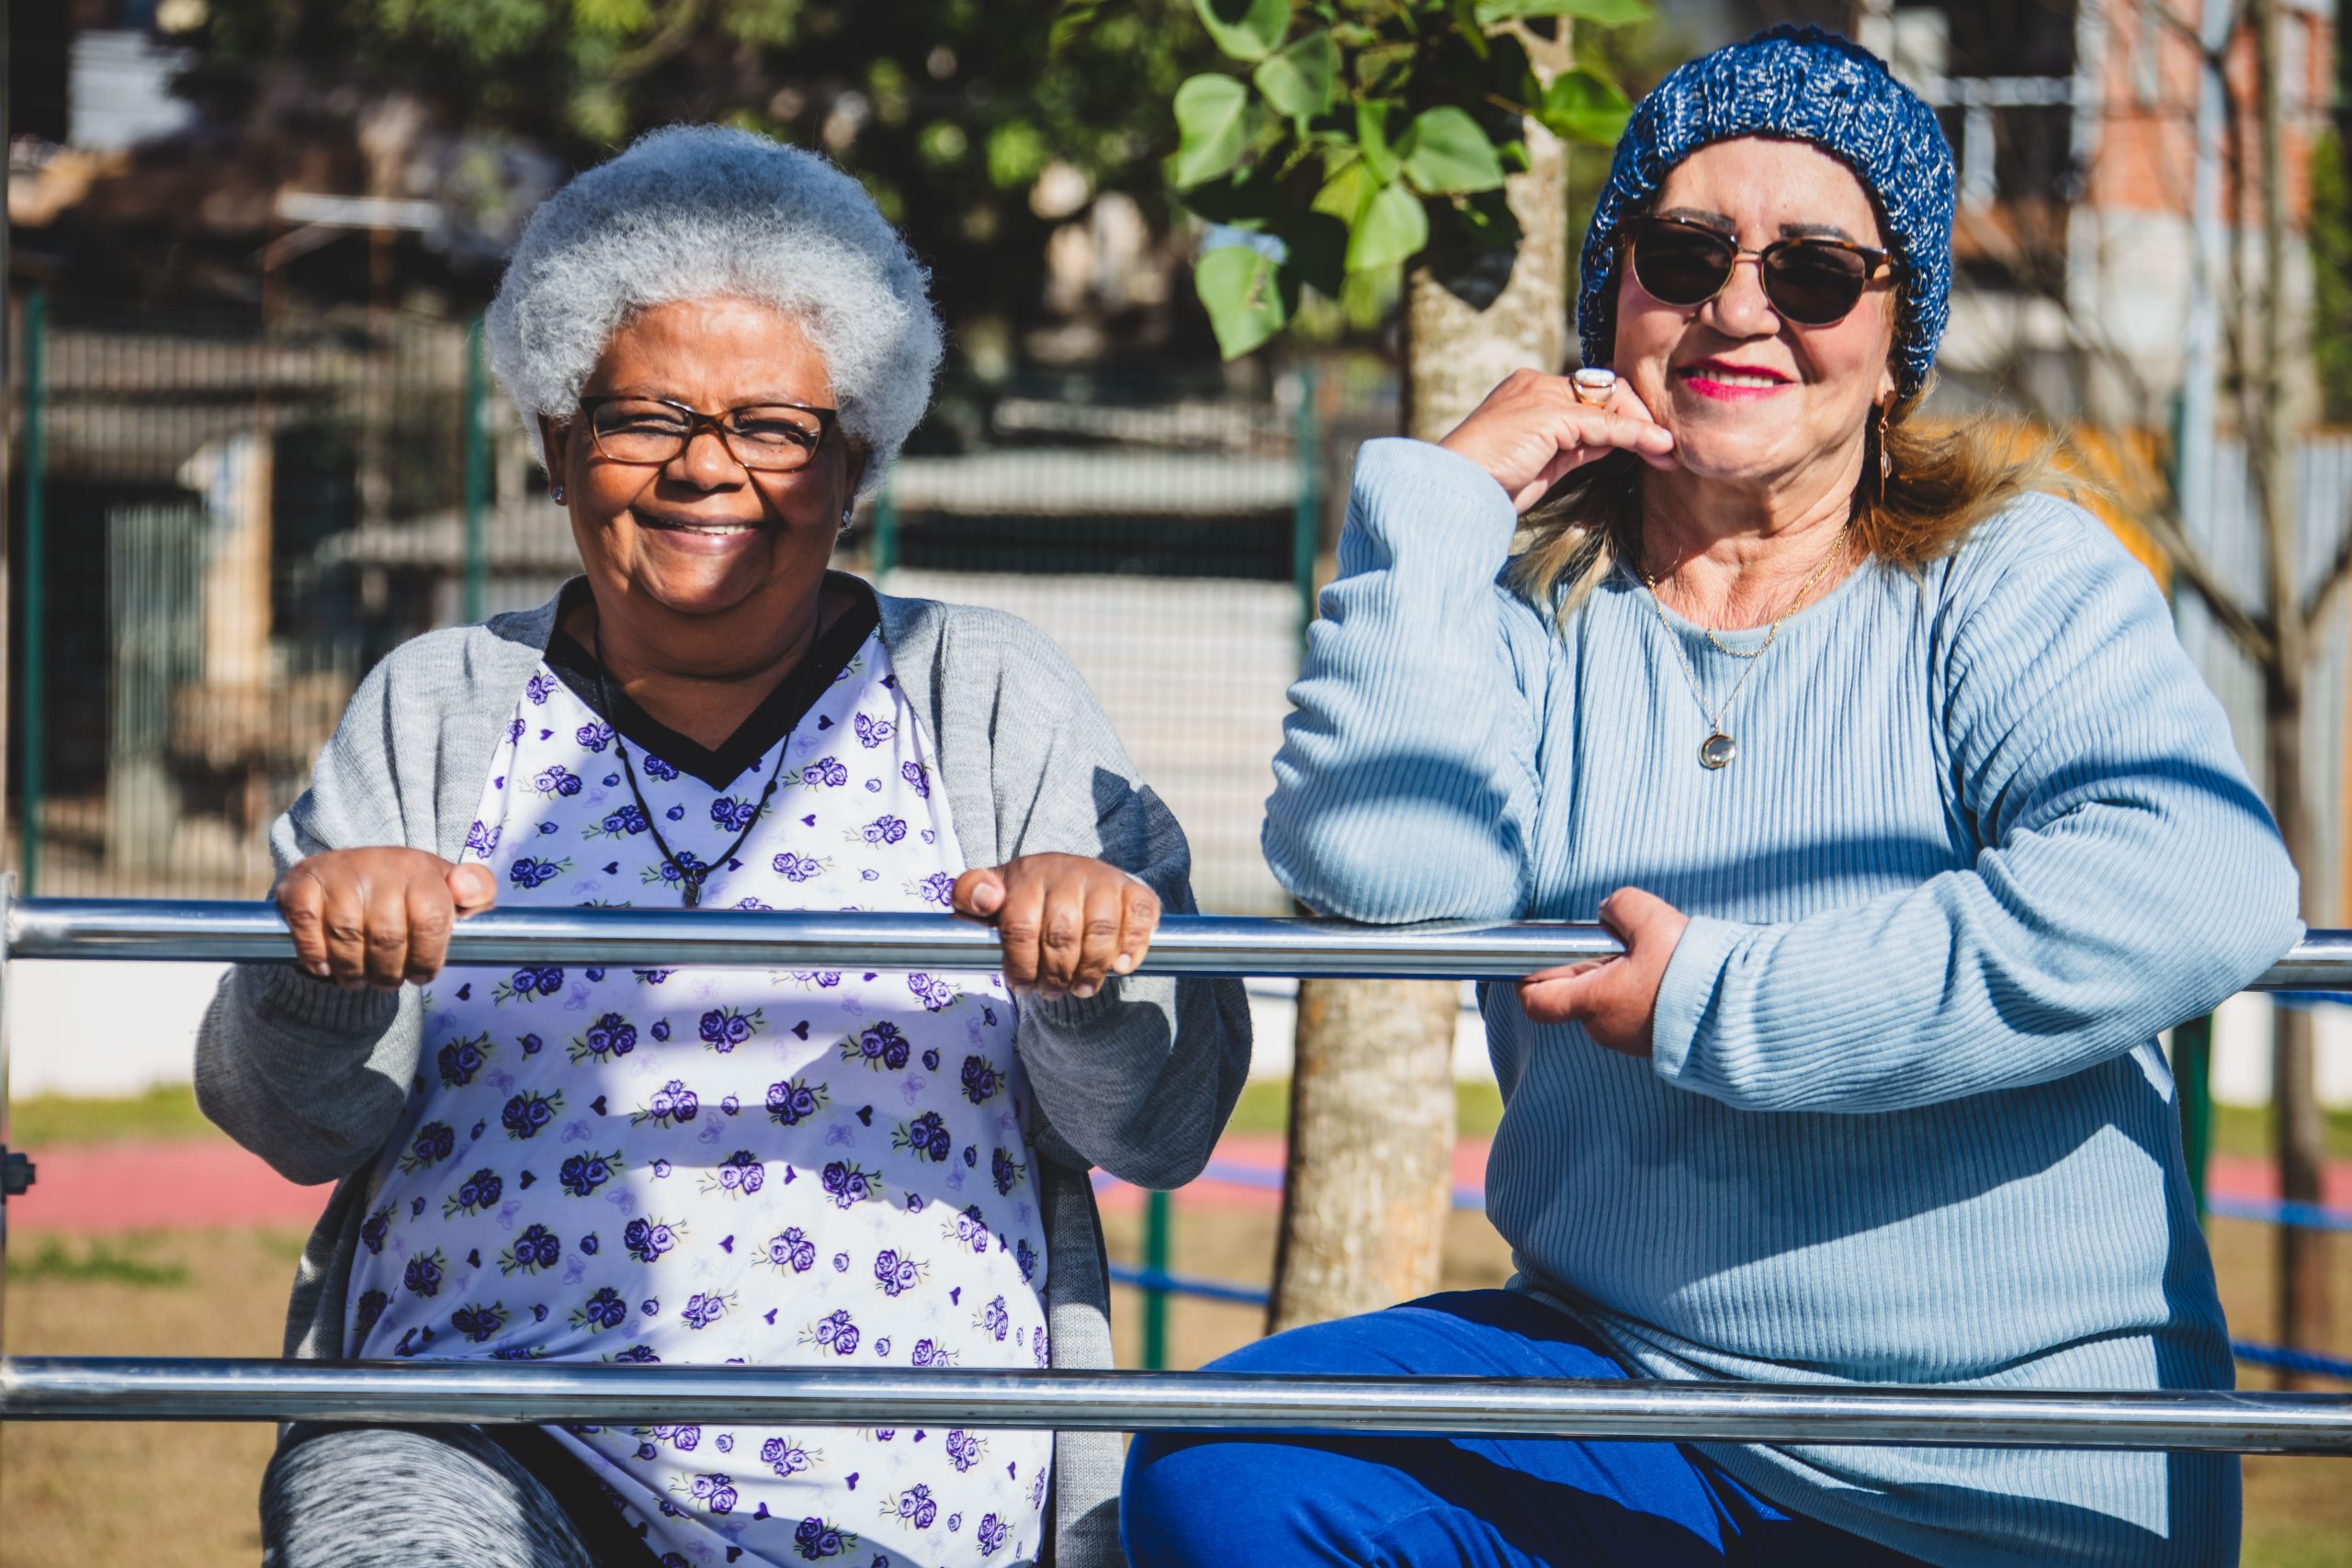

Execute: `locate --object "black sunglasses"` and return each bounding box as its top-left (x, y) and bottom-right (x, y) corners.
top-left (1620, 215), bottom-right (1896, 327)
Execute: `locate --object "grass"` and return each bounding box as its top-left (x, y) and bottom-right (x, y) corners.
top-left (6, 1080), bottom-right (2335, 1161)
top-left (6, 1237), bottom-right (188, 1288)
top-left (2211, 1101), bottom-right (2352, 1160)
top-left (8, 1083), bottom-right (217, 1146)
top-left (1227, 1077), bottom-right (1505, 1140)
top-left (2, 1227), bottom-right (306, 1568)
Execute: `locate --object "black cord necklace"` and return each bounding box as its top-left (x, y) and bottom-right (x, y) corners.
top-left (589, 622), bottom-right (794, 908)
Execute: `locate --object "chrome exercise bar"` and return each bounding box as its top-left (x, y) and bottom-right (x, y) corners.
top-left (11, 897), bottom-right (2352, 988)
top-left (6, 892), bottom-right (2350, 1456)
top-left (5, 1359), bottom-right (2349, 1453)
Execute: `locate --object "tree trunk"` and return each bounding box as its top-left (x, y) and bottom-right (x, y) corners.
top-left (1268, 24), bottom-right (1574, 1335)
top-left (2267, 685), bottom-right (2327, 1382)
top-left (1269, 980), bottom-right (1464, 1332)
top-left (2251, 0), bottom-right (2328, 1385)
top-left (1400, 28), bottom-right (1575, 439)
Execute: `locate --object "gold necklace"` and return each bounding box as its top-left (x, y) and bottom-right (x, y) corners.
top-left (1642, 522), bottom-right (1851, 771)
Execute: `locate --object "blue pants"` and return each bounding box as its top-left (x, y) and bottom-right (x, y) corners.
top-left (1122, 1291), bottom-right (1926, 1567)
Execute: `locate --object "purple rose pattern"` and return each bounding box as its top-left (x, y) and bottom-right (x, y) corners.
top-left (341, 634), bottom-right (1046, 1565)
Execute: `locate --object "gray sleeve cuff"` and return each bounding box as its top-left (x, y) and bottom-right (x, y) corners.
top-left (237, 963), bottom-right (404, 1039)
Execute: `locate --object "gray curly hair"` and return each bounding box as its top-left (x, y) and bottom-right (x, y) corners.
top-left (486, 125), bottom-right (944, 494)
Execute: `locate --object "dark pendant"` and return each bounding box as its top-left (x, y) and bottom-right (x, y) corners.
top-left (1699, 732), bottom-right (1737, 770)
top-left (681, 874), bottom-right (702, 909)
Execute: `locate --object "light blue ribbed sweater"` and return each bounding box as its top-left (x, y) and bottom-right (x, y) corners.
top-left (1263, 438), bottom-right (2304, 1566)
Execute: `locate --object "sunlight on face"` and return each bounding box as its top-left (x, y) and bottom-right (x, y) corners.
top-left (1612, 138), bottom-right (1899, 496)
top-left (549, 298), bottom-right (860, 621)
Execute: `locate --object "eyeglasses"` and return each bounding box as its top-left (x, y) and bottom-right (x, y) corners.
top-left (577, 396), bottom-right (840, 472)
top-left (1620, 216), bottom-right (1895, 327)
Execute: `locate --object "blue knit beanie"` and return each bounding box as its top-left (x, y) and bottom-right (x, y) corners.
top-left (1576, 25), bottom-right (1955, 396)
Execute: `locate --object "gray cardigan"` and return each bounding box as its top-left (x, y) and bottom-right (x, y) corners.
top-left (194, 583), bottom-right (1252, 1566)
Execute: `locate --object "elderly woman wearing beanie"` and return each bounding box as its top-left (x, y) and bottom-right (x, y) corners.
top-left (1124, 27), bottom-right (2298, 1568)
top-left (196, 126), bottom-right (1247, 1568)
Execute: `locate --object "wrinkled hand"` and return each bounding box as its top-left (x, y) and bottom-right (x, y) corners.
top-left (953, 853), bottom-right (1161, 1000)
top-left (1517, 887), bottom-right (1690, 1055)
top-left (1438, 368), bottom-right (1678, 513)
top-left (277, 848), bottom-right (499, 989)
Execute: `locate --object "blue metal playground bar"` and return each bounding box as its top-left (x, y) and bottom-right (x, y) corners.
top-left (3, 892), bottom-right (2351, 1452)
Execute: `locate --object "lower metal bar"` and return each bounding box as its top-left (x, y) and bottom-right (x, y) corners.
top-left (4, 1359), bottom-right (2350, 1454)
top-left (8, 898), bottom-right (2350, 988)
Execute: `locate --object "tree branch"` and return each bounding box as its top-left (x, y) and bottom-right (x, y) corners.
top-left (2128, 500), bottom-right (2277, 664)
top-left (610, 0), bottom-right (708, 83)
top-left (2299, 510), bottom-right (2352, 633)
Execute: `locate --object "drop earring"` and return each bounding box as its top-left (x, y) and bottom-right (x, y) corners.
top-left (1873, 404), bottom-right (1892, 505)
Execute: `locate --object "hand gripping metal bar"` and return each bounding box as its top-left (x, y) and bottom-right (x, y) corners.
top-left (8, 897), bottom-right (2350, 988)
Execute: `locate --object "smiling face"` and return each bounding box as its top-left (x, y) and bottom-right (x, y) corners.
top-left (1612, 137), bottom-right (1898, 502)
top-left (543, 297), bottom-right (865, 629)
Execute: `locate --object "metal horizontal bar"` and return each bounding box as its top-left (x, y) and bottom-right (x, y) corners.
top-left (0, 898), bottom-right (1619, 976)
top-left (9, 899), bottom-right (2350, 989)
top-left (6, 1359), bottom-right (2349, 1453)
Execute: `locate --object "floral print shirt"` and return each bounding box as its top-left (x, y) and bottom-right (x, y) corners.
top-left (345, 611), bottom-right (1050, 1567)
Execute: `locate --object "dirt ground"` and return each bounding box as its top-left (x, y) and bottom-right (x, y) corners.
top-left (4, 1206), bottom-right (2348, 1567)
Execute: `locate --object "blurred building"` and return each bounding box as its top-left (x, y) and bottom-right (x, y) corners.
top-left (1656, 1), bottom-right (2335, 421)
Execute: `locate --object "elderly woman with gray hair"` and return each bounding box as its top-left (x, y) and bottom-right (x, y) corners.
top-left (196, 126), bottom-right (1248, 1568)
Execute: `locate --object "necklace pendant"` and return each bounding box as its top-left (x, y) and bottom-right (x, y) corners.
top-left (681, 876), bottom-right (703, 909)
top-left (1699, 732), bottom-right (1738, 770)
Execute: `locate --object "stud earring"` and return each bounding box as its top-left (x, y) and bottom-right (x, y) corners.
top-left (549, 481), bottom-right (566, 504)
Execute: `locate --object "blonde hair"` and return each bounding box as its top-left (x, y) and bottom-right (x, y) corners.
top-left (1508, 379), bottom-right (2057, 618)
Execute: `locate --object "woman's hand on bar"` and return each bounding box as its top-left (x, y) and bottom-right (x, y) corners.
top-left (276, 849), bottom-right (500, 989)
top-left (952, 853), bottom-right (1161, 1001)
top-left (1517, 887), bottom-right (1688, 1055)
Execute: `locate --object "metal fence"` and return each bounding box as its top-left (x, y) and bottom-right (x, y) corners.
top-left (8, 297), bottom-right (472, 897)
top-left (4, 895), bottom-right (2351, 1453)
top-left (8, 298), bottom-right (1361, 914)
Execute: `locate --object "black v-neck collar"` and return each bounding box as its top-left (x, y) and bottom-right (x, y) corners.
top-left (541, 574), bottom-right (882, 790)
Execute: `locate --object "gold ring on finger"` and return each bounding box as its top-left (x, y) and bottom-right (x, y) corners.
top-left (1572, 367), bottom-right (1617, 407)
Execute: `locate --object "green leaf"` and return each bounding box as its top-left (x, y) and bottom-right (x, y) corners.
top-left (1251, 29), bottom-right (1339, 119)
top-left (1311, 155), bottom-right (1378, 224)
top-left (1193, 0), bottom-right (1292, 62)
top-left (1345, 178), bottom-right (1429, 271)
top-left (1170, 73), bottom-right (1261, 188)
top-left (1398, 106), bottom-right (1505, 195)
top-left (1195, 244), bottom-right (1289, 357)
top-left (1354, 99), bottom-right (1400, 186)
top-left (1047, 0), bottom-right (1107, 56)
top-left (986, 119), bottom-right (1049, 189)
top-left (1538, 67), bottom-right (1633, 146)
top-left (1474, 0), bottom-right (1651, 25)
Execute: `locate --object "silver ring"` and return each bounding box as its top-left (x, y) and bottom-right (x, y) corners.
top-left (1572, 367), bottom-right (1617, 407)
